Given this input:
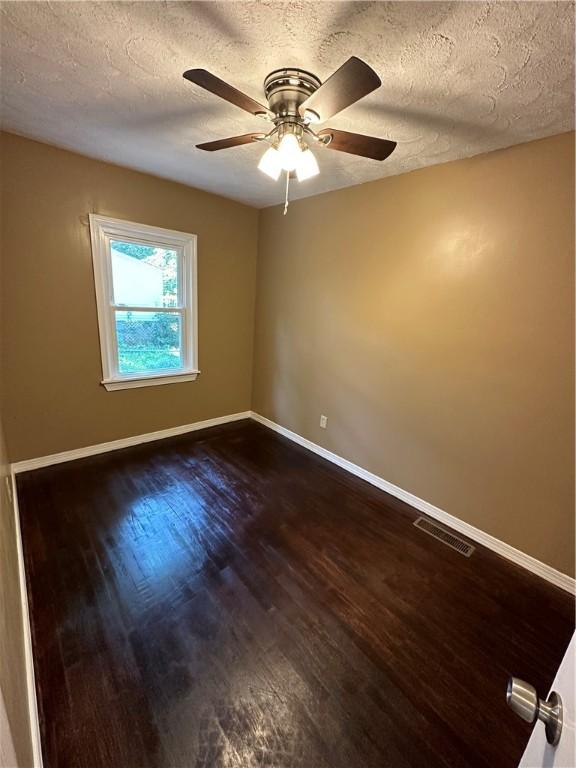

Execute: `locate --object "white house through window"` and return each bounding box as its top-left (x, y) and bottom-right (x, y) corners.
top-left (89, 215), bottom-right (198, 391)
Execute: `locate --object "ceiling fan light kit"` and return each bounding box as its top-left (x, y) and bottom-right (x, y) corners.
top-left (258, 146), bottom-right (283, 180)
top-left (258, 119), bottom-right (321, 181)
top-left (295, 148), bottom-right (320, 182)
top-left (183, 57), bottom-right (397, 212)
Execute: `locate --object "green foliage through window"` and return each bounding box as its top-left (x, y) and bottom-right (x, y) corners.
top-left (115, 311), bottom-right (182, 374)
top-left (111, 242), bottom-right (156, 260)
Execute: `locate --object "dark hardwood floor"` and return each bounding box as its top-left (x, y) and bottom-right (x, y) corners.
top-left (17, 419), bottom-right (574, 768)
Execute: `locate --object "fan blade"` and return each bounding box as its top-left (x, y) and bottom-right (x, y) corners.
top-left (299, 57), bottom-right (381, 122)
top-left (196, 133), bottom-right (264, 151)
top-left (318, 129), bottom-right (397, 161)
top-left (183, 69), bottom-right (272, 118)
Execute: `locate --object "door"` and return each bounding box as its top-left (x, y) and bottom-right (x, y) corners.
top-left (515, 632), bottom-right (574, 767)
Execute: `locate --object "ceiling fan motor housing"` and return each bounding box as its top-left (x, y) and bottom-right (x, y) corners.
top-left (263, 68), bottom-right (321, 120)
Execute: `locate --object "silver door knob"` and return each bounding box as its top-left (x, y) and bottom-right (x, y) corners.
top-left (506, 678), bottom-right (563, 746)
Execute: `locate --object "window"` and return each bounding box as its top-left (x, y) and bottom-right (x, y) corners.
top-left (89, 215), bottom-right (198, 391)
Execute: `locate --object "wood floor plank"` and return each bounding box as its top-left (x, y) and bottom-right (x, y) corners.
top-left (16, 419), bottom-right (574, 768)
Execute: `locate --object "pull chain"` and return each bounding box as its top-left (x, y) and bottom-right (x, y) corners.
top-left (283, 170), bottom-right (290, 216)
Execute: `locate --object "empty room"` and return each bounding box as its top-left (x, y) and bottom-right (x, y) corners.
top-left (0, 2), bottom-right (574, 767)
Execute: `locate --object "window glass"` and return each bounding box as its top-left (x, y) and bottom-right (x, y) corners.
top-left (111, 240), bottom-right (179, 308)
top-left (115, 310), bottom-right (182, 374)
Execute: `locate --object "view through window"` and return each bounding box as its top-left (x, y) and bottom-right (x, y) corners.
top-left (89, 216), bottom-right (198, 390)
top-left (111, 241), bottom-right (182, 375)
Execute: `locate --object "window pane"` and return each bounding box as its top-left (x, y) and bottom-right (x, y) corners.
top-left (111, 240), bottom-right (179, 307)
top-left (115, 311), bottom-right (183, 375)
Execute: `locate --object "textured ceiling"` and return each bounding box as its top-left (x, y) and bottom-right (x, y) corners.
top-left (1, 1), bottom-right (574, 207)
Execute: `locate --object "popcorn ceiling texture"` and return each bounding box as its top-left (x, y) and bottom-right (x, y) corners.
top-left (1, 1), bottom-right (574, 207)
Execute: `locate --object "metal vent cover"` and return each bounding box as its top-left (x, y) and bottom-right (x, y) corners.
top-left (413, 517), bottom-right (475, 557)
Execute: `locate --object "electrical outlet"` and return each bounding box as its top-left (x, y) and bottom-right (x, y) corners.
top-left (320, 415), bottom-right (328, 429)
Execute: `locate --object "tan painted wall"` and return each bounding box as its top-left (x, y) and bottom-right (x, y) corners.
top-left (0, 176), bottom-right (33, 764)
top-left (253, 132), bottom-right (575, 577)
top-left (0, 421), bottom-right (33, 767)
top-left (2, 131), bottom-right (574, 577)
top-left (1, 132), bottom-right (258, 462)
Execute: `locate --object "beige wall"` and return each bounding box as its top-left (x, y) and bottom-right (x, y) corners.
top-left (253, 132), bottom-right (575, 577)
top-left (1, 132), bottom-right (258, 462)
top-left (0, 420), bottom-right (33, 767)
top-left (0, 162), bottom-right (34, 764)
top-left (1, 131), bottom-right (574, 578)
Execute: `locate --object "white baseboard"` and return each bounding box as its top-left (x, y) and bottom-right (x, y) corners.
top-left (250, 412), bottom-right (575, 595)
top-left (11, 408), bottom-right (574, 595)
top-left (11, 473), bottom-right (43, 767)
top-left (11, 411), bottom-right (252, 474)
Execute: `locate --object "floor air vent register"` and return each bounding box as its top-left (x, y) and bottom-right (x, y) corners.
top-left (413, 517), bottom-right (475, 557)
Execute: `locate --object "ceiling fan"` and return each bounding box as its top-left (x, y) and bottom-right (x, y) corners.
top-left (182, 57), bottom-right (397, 198)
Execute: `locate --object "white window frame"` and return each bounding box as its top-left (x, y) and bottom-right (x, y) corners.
top-left (89, 214), bottom-right (199, 391)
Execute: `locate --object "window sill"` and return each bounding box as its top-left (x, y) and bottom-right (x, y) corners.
top-left (102, 371), bottom-right (200, 391)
